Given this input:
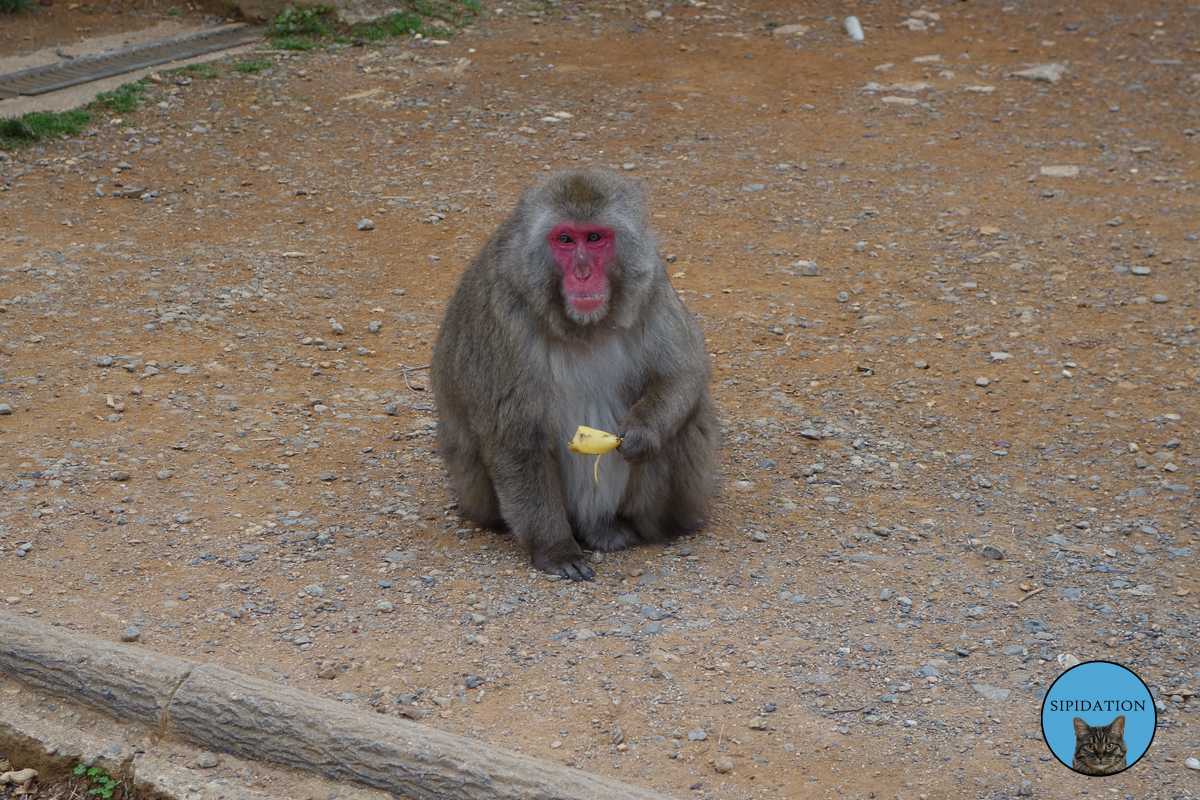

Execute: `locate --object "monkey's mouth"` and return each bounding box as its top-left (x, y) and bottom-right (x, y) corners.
top-left (567, 294), bottom-right (606, 314)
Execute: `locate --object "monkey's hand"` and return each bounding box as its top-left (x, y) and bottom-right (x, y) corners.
top-left (616, 421), bottom-right (662, 465)
top-left (532, 542), bottom-right (595, 582)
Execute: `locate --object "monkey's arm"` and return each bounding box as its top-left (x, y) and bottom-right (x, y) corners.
top-left (617, 302), bottom-right (710, 465)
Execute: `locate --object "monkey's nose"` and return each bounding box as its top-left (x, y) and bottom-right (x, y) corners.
top-left (573, 250), bottom-right (591, 279)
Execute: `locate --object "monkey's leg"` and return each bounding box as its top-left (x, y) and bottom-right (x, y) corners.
top-left (620, 409), bottom-right (717, 542)
top-left (492, 438), bottom-right (595, 581)
top-left (447, 452), bottom-right (504, 529)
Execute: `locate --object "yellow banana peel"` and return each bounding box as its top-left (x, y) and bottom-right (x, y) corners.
top-left (568, 425), bottom-right (623, 484)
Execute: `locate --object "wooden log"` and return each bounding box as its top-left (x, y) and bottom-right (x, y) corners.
top-left (169, 662), bottom-right (676, 800)
top-left (0, 612), bottom-right (677, 800)
top-left (0, 611), bottom-right (192, 726)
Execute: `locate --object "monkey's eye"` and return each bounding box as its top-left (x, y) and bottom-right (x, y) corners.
top-left (587, 232), bottom-right (602, 242)
top-left (558, 234), bottom-right (573, 244)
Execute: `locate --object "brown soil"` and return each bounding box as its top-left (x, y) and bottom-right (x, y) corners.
top-left (1, 0), bottom-right (225, 58)
top-left (1, 2), bottom-right (1198, 799)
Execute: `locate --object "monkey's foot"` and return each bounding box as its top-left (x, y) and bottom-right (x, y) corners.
top-left (578, 518), bottom-right (639, 552)
top-left (532, 546), bottom-right (594, 582)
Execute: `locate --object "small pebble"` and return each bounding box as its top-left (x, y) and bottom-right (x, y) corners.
top-left (120, 626), bottom-right (140, 642)
top-left (713, 755), bottom-right (735, 774)
top-left (0, 404), bottom-right (12, 415)
top-left (975, 377), bottom-right (990, 387)
top-left (357, 219), bottom-right (375, 231)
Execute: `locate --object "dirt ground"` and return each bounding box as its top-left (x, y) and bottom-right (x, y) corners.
top-left (1, 1), bottom-right (1199, 798)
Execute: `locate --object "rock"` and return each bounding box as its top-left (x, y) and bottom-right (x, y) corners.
top-left (1008, 63), bottom-right (1066, 84)
top-left (109, 470), bottom-right (131, 482)
top-left (331, 320), bottom-right (346, 335)
top-left (879, 588), bottom-right (892, 600)
top-left (317, 666), bottom-right (337, 679)
top-left (357, 218), bottom-right (375, 231)
top-left (973, 684), bottom-right (1012, 701)
top-left (1152, 294), bottom-right (1169, 304)
top-left (844, 16), bottom-right (863, 41)
top-left (1105, 215), bottom-right (1124, 227)
top-left (0, 404), bottom-right (12, 415)
top-left (687, 729), bottom-right (707, 741)
top-left (1039, 165), bottom-right (1079, 178)
top-left (982, 545), bottom-right (1004, 560)
top-left (1017, 779), bottom-right (1034, 796)
top-left (974, 377), bottom-right (990, 387)
top-left (1056, 653), bottom-right (1080, 669)
top-left (644, 9), bottom-right (661, 20)
top-left (742, 183), bottom-right (765, 192)
top-left (376, 601), bottom-right (394, 613)
top-left (120, 626), bottom-right (140, 642)
top-left (194, 752), bottom-right (220, 769)
top-left (772, 23), bottom-right (809, 37)
top-left (1186, 757), bottom-right (1200, 770)
top-left (713, 755), bottom-right (734, 774)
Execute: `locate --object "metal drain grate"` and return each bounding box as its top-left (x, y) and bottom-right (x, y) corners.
top-left (0, 25), bottom-right (261, 101)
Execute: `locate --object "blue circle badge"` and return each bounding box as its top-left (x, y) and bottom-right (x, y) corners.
top-left (1041, 660), bottom-right (1156, 776)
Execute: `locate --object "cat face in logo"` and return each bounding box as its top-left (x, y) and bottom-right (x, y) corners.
top-left (1071, 715), bottom-right (1127, 776)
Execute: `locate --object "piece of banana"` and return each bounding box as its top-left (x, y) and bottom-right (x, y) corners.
top-left (568, 426), bottom-right (623, 485)
top-left (568, 425), bottom-right (623, 455)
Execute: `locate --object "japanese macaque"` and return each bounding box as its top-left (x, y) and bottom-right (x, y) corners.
top-left (431, 168), bottom-right (717, 580)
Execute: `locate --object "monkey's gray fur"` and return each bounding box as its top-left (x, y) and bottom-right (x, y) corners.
top-left (431, 168), bottom-right (718, 581)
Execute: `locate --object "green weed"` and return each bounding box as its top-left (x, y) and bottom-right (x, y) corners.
top-left (73, 764), bottom-right (118, 800)
top-left (176, 62), bottom-right (219, 79)
top-left (266, 5), bottom-right (334, 38)
top-left (271, 36), bottom-right (321, 50)
top-left (0, 109), bottom-right (91, 149)
top-left (94, 80), bottom-right (149, 113)
top-left (165, 6), bottom-right (180, 15)
top-left (353, 10), bottom-right (427, 40)
top-left (233, 58), bottom-right (272, 73)
top-left (0, 0), bottom-right (32, 14)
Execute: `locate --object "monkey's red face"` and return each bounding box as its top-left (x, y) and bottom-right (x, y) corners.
top-left (548, 223), bottom-right (615, 319)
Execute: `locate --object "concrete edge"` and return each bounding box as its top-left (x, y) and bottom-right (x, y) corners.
top-left (0, 611), bottom-right (678, 800)
top-left (0, 24), bottom-right (262, 120)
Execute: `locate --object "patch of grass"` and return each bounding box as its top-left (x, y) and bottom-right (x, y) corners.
top-left (233, 58), bottom-right (272, 73)
top-left (94, 80), bottom-right (149, 114)
top-left (0, 0), bottom-right (32, 14)
top-left (266, 5), bottom-right (334, 38)
top-left (165, 6), bottom-right (180, 15)
top-left (271, 36), bottom-right (321, 51)
top-left (353, 10), bottom-right (427, 41)
top-left (175, 62), bottom-right (219, 79)
top-left (73, 764), bottom-right (118, 800)
top-left (268, 0), bottom-right (480, 47)
top-left (0, 109), bottom-right (91, 149)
